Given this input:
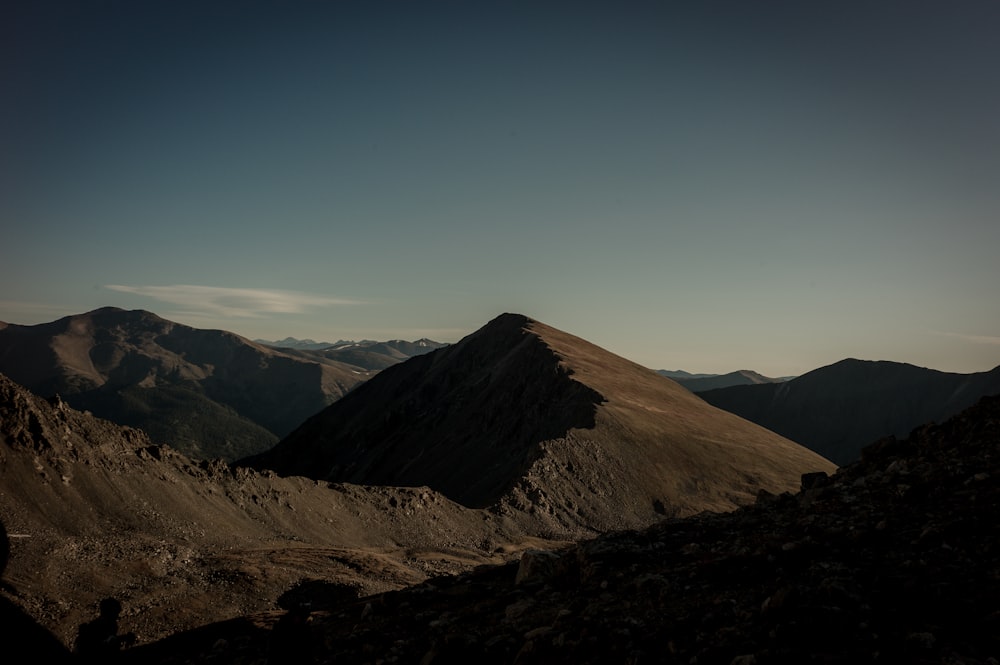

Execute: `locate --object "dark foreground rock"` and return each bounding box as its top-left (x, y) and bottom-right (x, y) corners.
top-left (125, 394), bottom-right (1000, 664)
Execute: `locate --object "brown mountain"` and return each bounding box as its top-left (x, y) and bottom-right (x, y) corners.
top-left (697, 358), bottom-right (1000, 465)
top-left (673, 369), bottom-right (789, 392)
top-left (243, 313), bottom-right (835, 534)
top-left (0, 371), bottom-right (544, 650)
top-left (0, 307), bottom-right (375, 461)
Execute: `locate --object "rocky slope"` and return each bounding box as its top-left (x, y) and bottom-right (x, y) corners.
top-left (0, 308), bottom-right (375, 460)
top-left (0, 372), bottom-right (552, 651)
top-left (244, 313), bottom-right (835, 534)
top-left (125, 393), bottom-right (1000, 665)
top-left (698, 358), bottom-right (1000, 465)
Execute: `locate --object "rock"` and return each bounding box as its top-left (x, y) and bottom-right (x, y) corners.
top-left (730, 655), bottom-right (757, 665)
top-left (515, 549), bottom-right (565, 586)
top-left (906, 632), bottom-right (936, 650)
top-left (504, 599), bottom-right (536, 622)
top-left (800, 471), bottom-right (830, 490)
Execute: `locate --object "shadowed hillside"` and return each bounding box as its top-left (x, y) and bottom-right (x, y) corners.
top-left (244, 314), bottom-right (835, 533)
top-left (698, 358), bottom-right (1000, 464)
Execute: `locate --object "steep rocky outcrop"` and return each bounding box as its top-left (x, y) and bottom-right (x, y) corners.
top-left (244, 314), bottom-right (835, 533)
top-left (698, 358), bottom-right (1000, 465)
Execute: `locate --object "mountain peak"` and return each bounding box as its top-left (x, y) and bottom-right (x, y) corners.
top-left (493, 312), bottom-right (534, 325)
top-left (470, 312), bottom-right (534, 336)
top-left (244, 314), bottom-right (834, 532)
top-left (83, 306), bottom-right (164, 321)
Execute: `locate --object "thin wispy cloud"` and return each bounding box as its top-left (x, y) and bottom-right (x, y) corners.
top-left (932, 331), bottom-right (1000, 346)
top-left (105, 284), bottom-right (362, 318)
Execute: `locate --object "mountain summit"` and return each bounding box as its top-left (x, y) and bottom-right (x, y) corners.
top-left (243, 314), bottom-right (835, 533)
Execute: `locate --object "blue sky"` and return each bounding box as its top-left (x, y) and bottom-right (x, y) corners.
top-left (2, 1), bottom-right (999, 376)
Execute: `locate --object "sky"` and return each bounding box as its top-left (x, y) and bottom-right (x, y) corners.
top-left (2, 0), bottom-right (999, 376)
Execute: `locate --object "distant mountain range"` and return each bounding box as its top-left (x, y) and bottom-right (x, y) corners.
top-left (286, 338), bottom-right (450, 371)
top-left (656, 369), bottom-right (794, 391)
top-left (656, 369), bottom-right (718, 380)
top-left (243, 313), bottom-right (833, 532)
top-left (0, 308), bottom-right (439, 461)
top-left (254, 336), bottom-right (356, 350)
top-left (256, 336), bottom-right (448, 358)
top-left (697, 358), bottom-right (1000, 465)
top-left (673, 369), bottom-right (792, 392)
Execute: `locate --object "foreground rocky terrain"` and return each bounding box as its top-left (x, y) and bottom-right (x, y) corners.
top-left (125, 393), bottom-right (1000, 664)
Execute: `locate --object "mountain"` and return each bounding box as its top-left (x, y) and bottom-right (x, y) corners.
top-left (0, 371), bottom-right (538, 649)
top-left (255, 337), bottom-right (448, 369)
top-left (697, 358), bottom-right (1000, 465)
top-left (243, 313), bottom-right (835, 534)
top-left (5, 338), bottom-right (995, 664)
top-left (135, 393), bottom-right (1000, 664)
top-left (296, 338), bottom-right (449, 371)
top-left (0, 307), bottom-right (375, 461)
top-left (655, 369), bottom-right (718, 380)
top-left (674, 369), bottom-right (790, 392)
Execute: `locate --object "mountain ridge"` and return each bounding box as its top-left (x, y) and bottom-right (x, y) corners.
top-left (244, 313), bottom-right (835, 533)
top-left (0, 308), bottom-right (438, 461)
top-left (673, 369), bottom-right (790, 392)
top-left (698, 357), bottom-right (1000, 464)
